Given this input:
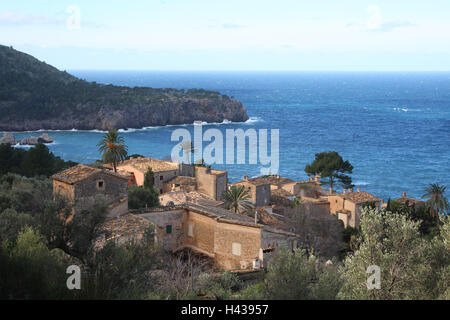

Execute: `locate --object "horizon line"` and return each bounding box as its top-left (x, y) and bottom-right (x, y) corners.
top-left (67, 69), bottom-right (450, 73)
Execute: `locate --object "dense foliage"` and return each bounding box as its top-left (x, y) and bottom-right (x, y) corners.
top-left (0, 143), bottom-right (77, 177)
top-left (305, 151), bottom-right (354, 190)
top-left (128, 168), bottom-right (160, 210)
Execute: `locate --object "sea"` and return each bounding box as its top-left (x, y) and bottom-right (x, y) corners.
top-left (7, 71), bottom-right (450, 201)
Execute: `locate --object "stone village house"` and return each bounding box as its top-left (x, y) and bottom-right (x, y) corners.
top-left (108, 157), bottom-right (227, 201)
top-left (327, 188), bottom-right (382, 228)
top-left (120, 203), bottom-right (301, 270)
top-left (234, 174), bottom-right (325, 208)
top-left (52, 162), bottom-right (300, 271)
top-left (51, 164), bottom-right (129, 218)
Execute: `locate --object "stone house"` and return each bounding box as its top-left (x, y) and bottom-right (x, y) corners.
top-left (134, 203), bottom-right (300, 271)
top-left (234, 176), bottom-right (271, 208)
top-left (194, 166), bottom-right (228, 201)
top-left (234, 174), bottom-right (326, 208)
top-left (394, 192), bottom-right (425, 207)
top-left (107, 157), bottom-right (194, 194)
top-left (51, 164), bottom-right (129, 218)
top-left (108, 157), bottom-right (227, 201)
top-left (327, 188), bottom-right (381, 228)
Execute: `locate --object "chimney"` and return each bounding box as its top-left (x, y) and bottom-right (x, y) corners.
top-left (402, 192), bottom-right (407, 197)
top-left (357, 188), bottom-right (361, 192)
top-left (343, 189), bottom-right (347, 194)
top-left (348, 188), bottom-right (353, 193)
top-left (243, 175), bottom-right (248, 181)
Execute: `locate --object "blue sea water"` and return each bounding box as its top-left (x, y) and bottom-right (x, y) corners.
top-left (9, 71), bottom-right (450, 201)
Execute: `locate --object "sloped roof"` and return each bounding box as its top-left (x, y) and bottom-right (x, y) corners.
top-left (236, 175), bottom-right (294, 187)
top-left (96, 213), bottom-right (153, 246)
top-left (271, 188), bottom-right (294, 198)
top-left (109, 157), bottom-right (179, 173)
top-left (165, 176), bottom-right (197, 185)
top-left (394, 196), bottom-right (425, 206)
top-left (51, 164), bottom-right (128, 185)
top-left (160, 191), bottom-right (223, 207)
top-left (182, 203), bottom-right (260, 227)
top-left (335, 191), bottom-right (380, 204)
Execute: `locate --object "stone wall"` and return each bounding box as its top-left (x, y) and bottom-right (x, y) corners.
top-left (254, 184), bottom-right (270, 207)
top-left (261, 229), bottom-right (300, 268)
top-left (235, 181), bottom-right (271, 208)
top-left (183, 211), bottom-right (216, 255)
top-left (53, 180), bottom-right (75, 204)
top-left (214, 221), bottom-right (261, 270)
top-left (215, 173), bottom-right (228, 201)
top-left (73, 172), bottom-right (128, 213)
top-left (195, 167), bottom-right (227, 201)
top-left (138, 209), bottom-right (185, 251)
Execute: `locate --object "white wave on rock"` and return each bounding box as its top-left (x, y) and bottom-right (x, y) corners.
top-left (354, 181), bottom-right (370, 186)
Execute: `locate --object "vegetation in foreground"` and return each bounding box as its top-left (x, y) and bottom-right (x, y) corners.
top-left (0, 169), bottom-right (448, 299)
top-left (0, 141), bottom-right (448, 299)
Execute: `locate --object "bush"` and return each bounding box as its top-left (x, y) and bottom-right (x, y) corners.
top-left (264, 247), bottom-right (342, 300)
top-left (128, 185), bottom-right (159, 210)
top-left (196, 271), bottom-right (243, 299)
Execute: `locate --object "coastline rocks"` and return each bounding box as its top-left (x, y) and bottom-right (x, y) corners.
top-left (0, 132), bottom-right (54, 145)
top-left (0, 133), bottom-right (15, 145)
top-left (19, 137), bottom-right (39, 145)
top-left (38, 133), bottom-right (54, 144)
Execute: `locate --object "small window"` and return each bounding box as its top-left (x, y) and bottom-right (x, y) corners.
top-left (96, 180), bottom-right (105, 190)
top-left (160, 189), bottom-right (163, 194)
top-left (166, 225), bottom-right (172, 234)
top-left (160, 175), bottom-right (163, 181)
top-left (232, 242), bottom-right (242, 256)
top-left (188, 223), bottom-right (194, 237)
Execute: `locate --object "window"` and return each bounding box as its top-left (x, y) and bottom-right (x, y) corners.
top-left (96, 180), bottom-right (105, 191)
top-left (166, 225), bottom-right (172, 234)
top-left (232, 242), bottom-right (242, 256)
top-left (188, 223), bottom-right (194, 237)
top-left (160, 175), bottom-right (163, 181)
top-left (160, 189), bottom-right (163, 194)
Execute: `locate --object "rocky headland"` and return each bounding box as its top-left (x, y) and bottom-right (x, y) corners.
top-left (0, 45), bottom-right (249, 131)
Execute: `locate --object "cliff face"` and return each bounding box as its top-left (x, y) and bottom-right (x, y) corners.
top-left (0, 97), bottom-right (248, 131)
top-left (0, 45), bottom-right (248, 131)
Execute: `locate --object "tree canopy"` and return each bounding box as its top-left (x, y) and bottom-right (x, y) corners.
top-left (305, 151), bottom-right (353, 191)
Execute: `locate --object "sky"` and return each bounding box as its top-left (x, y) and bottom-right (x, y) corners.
top-left (1, 0), bottom-right (450, 71)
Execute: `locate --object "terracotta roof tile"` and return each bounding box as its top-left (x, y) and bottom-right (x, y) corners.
top-left (51, 164), bottom-right (128, 184)
top-left (336, 191), bottom-right (380, 204)
top-left (271, 188), bottom-right (294, 198)
top-left (236, 175), bottom-right (294, 187)
top-left (165, 176), bottom-right (197, 186)
top-left (394, 196), bottom-right (425, 206)
top-left (110, 157), bottom-right (179, 173)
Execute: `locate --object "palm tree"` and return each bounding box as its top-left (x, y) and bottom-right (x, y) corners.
top-left (422, 183), bottom-right (449, 220)
top-left (223, 185), bottom-right (255, 214)
top-left (97, 130), bottom-right (128, 172)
